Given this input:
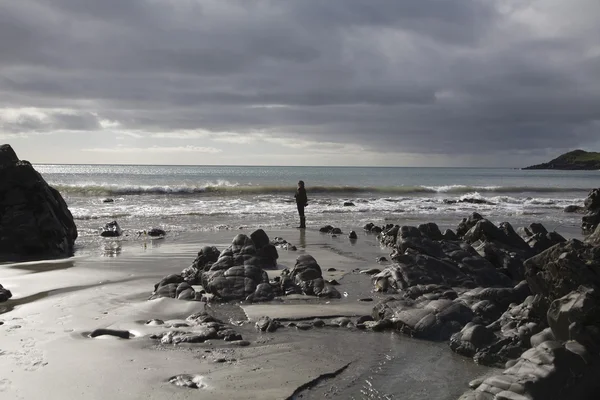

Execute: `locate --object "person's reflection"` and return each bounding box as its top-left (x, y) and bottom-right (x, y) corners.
top-left (299, 228), bottom-right (306, 249)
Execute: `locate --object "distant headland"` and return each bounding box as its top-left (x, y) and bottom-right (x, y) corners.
top-left (523, 149), bottom-right (600, 170)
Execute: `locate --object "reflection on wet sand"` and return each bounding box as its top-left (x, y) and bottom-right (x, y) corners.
top-left (0, 277), bottom-right (147, 315)
top-left (299, 228), bottom-right (306, 248)
top-left (3, 259), bottom-right (76, 274)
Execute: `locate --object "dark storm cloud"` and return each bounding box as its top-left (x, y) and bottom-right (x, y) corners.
top-left (0, 0), bottom-right (599, 161)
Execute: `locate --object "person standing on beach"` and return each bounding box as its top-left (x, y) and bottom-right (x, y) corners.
top-left (294, 180), bottom-right (308, 229)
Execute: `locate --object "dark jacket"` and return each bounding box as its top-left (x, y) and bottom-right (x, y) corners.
top-left (295, 187), bottom-right (307, 206)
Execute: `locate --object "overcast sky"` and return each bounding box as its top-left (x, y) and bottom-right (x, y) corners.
top-left (1, 0), bottom-right (599, 167)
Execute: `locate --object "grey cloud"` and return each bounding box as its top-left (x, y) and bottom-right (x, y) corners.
top-left (0, 0), bottom-right (599, 163)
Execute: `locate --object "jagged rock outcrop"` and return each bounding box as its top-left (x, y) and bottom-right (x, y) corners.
top-left (0, 144), bottom-right (77, 261)
top-left (582, 188), bottom-right (600, 233)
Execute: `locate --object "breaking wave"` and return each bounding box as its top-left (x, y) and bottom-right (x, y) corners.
top-left (53, 182), bottom-right (589, 197)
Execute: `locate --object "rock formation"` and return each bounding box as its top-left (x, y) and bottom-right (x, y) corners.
top-left (0, 144), bottom-right (77, 261)
top-left (151, 229), bottom-right (339, 302)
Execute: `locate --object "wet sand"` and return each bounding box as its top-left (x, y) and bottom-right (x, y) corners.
top-left (2, 228), bottom-right (499, 399)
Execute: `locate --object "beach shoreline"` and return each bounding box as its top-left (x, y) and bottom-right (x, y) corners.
top-left (1, 227), bottom-right (499, 400)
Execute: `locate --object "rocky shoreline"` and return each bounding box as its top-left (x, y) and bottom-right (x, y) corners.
top-left (2, 147), bottom-right (600, 399)
top-left (141, 186), bottom-right (600, 399)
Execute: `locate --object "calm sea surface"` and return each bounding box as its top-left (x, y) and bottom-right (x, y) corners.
top-left (34, 164), bottom-right (599, 252)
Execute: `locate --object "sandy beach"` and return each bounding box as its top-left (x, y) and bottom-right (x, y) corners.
top-left (1, 228), bottom-right (496, 400)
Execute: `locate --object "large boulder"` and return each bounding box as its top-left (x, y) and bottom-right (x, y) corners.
top-left (152, 231), bottom-right (278, 302)
top-left (281, 254), bottom-right (341, 298)
top-left (0, 144), bottom-right (77, 261)
top-left (0, 283), bottom-right (12, 302)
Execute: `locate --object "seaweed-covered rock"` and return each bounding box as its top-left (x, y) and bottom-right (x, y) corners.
top-left (0, 144), bottom-right (77, 261)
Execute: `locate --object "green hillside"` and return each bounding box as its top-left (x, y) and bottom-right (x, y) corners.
top-left (524, 150), bottom-right (600, 170)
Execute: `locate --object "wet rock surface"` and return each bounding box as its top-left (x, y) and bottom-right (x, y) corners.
top-left (100, 220), bottom-right (123, 237)
top-left (151, 311), bottom-right (243, 344)
top-left (0, 144), bottom-right (77, 261)
top-left (360, 213), bottom-right (600, 399)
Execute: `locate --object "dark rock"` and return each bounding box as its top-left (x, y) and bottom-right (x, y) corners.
top-left (456, 212), bottom-right (484, 237)
top-left (372, 297), bottom-right (474, 340)
top-left (343, 202), bottom-right (355, 207)
top-left (464, 220), bottom-right (531, 253)
top-left (525, 239), bottom-right (600, 301)
top-left (564, 205), bottom-right (584, 213)
top-left (370, 226), bottom-right (383, 234)
top-left (459, 340), bottom-right (599, 400)
top-left (547, 286), bottom-right (599, 342)
top-left (250, 229), bottom-right (270, 249)
top-left (450, 322), bottom-right (496, 357)
top-left (0, 144), bottom-right (78, 261)
top-left (147, 228), bottom-right (166, 237)
top-left (364, 222), bottom-right (375, 231)
top-left (203, 265), bottom-right (269, 302)
top-left (312, 319), bottom-right (326, 327)
top-left (348, 231), bottom-right (357, 239)
top-left (530, 327), bottom-right (555, 348)
top-left (376, 256), bottom-right (388, 263)
top-left (102, 198), bottom-right (114, 203)
top-left (356, 315), bottom-right (374, 325)
top-left (459, 198), bottom-right (495, 205)
top-left (442, 229), bottom-right (458, 240)
top-left (417, 223), bottom-right (443, 240)
top-left (296, 322), bottom-right (313, 330)
top-left (332, 228), bottom-right (342, 235)
top-left (319, 225), bottom-right (334, 233)
top-left (281, 254), bottom-right (341, 299)
top-left (245, 282), bottom-right (274, 303)
top-left (0, 283), bottom-right (11, 302)
top-left (582, 188), bottom-right (600, 232)
top-left (100, 220), bottom-right (123, 237)
top-left (256, 316), bottom-right (281, 332)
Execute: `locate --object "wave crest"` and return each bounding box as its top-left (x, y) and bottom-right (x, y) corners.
top-left (52, 183), bottom-right (589, 197)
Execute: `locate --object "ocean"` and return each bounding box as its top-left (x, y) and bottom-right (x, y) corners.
top-left (35, 164), bottom-right (598, 253)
